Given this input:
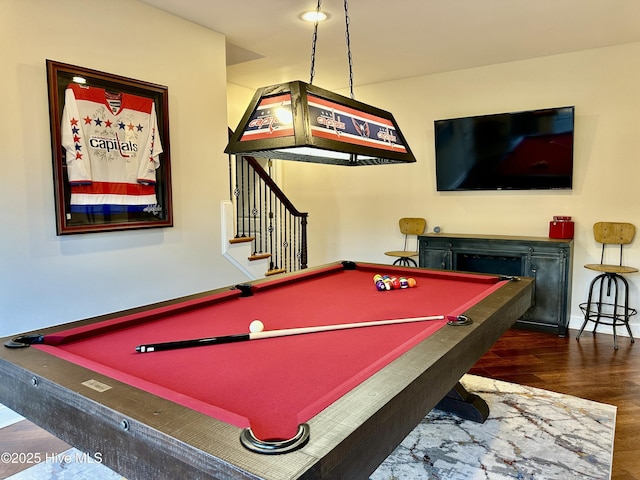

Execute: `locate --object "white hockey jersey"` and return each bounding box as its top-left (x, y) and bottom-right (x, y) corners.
top-left (61, 83), bottom-right (162, 214)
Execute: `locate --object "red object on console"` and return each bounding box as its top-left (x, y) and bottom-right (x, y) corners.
top-left (549, 216), bottom-right (575, 239)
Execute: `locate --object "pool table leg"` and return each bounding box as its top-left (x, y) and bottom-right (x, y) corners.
top-left (434, 381), bottom-right (489, 423)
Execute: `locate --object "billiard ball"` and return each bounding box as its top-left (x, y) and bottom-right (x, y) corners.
top-left (399, 277), bottom-right (409, 288)
top-left (249, 320), bottom-right (265, 333)
top-left (407, 278), bottom-right (417, 288)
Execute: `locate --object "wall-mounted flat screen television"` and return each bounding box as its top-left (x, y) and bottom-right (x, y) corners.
top-left (434, 106), bottom-right (574, 191)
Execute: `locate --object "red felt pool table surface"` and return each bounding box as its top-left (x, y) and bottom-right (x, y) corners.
top-left (0, 261), bottom-right (534, 479)
top-left (33, 262), bottom-right (503, 441)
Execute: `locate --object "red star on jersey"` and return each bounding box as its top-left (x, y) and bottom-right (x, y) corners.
top-left (127, 123), bottom-right (135, 131)
top-left (75, 152), bottom-right (83, 160)
top-left (70, 118), bottom-right (79, 126)
top-left (105, 119), bottom-right (113, 128)
top-left (84, 116), bottom-right (92, 125)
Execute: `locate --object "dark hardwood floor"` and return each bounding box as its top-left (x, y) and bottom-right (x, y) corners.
top-left (470, 327), bottom-right (640, 480)
top-left (0, 419), bottom-right (71, 478)
top-left (1, 328), bottom-right (637, 479)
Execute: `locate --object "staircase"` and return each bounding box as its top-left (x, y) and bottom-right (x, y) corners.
top-left (222, 154), bottom-right (308, 279)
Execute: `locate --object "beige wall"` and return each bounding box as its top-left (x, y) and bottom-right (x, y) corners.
top-left (236, 42), bottom-right (640, 335)
top-left (0, 0), bottom-right (248, 336)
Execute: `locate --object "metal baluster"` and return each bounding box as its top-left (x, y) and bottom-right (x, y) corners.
top-left (257, 170), bottom-right (264, 254)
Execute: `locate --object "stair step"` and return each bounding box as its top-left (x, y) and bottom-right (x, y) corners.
top-left (249, 253), bottom-right (271, 261)
top-left (265, 268), bottom-right (287, 276)
top-left (229, 236), bottom-right (255, 244)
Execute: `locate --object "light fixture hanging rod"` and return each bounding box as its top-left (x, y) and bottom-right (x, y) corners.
top-left (308, 0), bottom-right (355, 99)
top-left (343, 0), bottom-right (355, 99)
top-left (309, 0), bottom-right (322, 85)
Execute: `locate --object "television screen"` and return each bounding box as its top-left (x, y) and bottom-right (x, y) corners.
top-left (434, 106), bottom-right (574, 191)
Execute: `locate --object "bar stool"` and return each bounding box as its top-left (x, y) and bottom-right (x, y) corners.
top-left (384, 218), bottom-right (426, 267)
top-left (577, 222), bottom-right (638, 349)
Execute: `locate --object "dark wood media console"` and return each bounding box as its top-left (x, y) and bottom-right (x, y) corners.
top-left (419, 233), bottom-right (573, 335)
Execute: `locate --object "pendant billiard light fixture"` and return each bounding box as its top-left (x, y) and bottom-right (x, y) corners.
top-left (225, 0), bottom-right (417, 166)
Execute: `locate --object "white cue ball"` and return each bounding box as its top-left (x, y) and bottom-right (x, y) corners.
top-left (249, 320), bottom-right (264, 333)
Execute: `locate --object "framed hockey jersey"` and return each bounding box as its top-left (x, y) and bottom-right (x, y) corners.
top-left (47, 60), bottom-right (173, 234)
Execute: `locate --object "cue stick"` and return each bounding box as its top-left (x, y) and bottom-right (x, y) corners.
top-left (135, 315), bottom-right (445, 353)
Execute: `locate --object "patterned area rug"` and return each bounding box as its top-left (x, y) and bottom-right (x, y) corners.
top-left (6, 375), bottom-right (615, 480)
top-left (371, 375), bottom-right (615, 480)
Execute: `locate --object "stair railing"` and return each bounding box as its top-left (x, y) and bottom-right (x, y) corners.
top-left (229, 153), bottom-right (308, 274)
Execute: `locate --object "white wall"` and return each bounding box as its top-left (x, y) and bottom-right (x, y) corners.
top-left (250, 43), bottom-right (640, 335)
top-left (0, 0), bottom-right (249, 336)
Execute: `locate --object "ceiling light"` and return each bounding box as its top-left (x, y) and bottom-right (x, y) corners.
top-left (299, 10), bottom-right (329, 22)
top-left (225, 0), bottom-right (416, 166)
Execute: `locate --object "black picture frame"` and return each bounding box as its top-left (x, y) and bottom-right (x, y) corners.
top-left (46, 60), bottom-right (173, 234)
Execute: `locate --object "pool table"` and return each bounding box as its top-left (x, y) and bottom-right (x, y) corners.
top-left (0, 261), bottom-right (533, 480)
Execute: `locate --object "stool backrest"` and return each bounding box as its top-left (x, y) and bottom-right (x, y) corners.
top-left (593, 222), bottom-right (635, 266)
top-left (398, 218), bottom-right (426, 252)
top-left (593, 222), bottom-right (635, 245)
top-left (399, 218), bottom-right (427, 236)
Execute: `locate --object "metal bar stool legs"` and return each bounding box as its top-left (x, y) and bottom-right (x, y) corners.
top-left (578, 272), bottom-right (637, 349)
top-left (618, 274), bottom-right (636, 339)
top-left (576, 274), bottom-right (600, 339)
top-left (392, 257), bottom-right (418, 267)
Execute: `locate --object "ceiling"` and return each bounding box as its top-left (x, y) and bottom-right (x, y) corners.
top-left (141, 0), bottom-right (640, 93)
